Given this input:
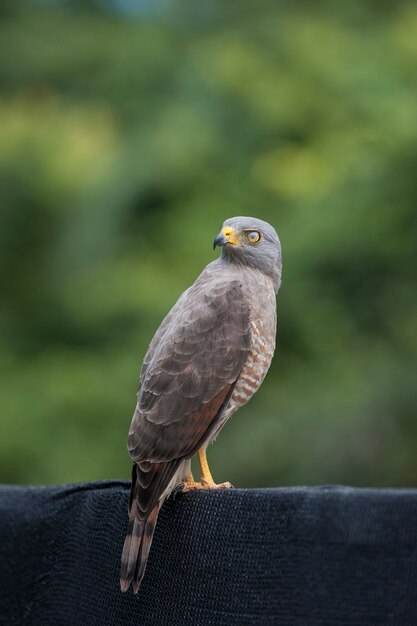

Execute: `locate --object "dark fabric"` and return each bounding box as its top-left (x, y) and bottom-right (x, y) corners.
top-left (1, 482), bottom-right (417, 625)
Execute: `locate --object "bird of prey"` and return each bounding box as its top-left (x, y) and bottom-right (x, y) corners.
top-left (120, 216), bottom-right (282, 593)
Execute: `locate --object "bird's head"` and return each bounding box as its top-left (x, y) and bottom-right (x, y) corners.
top-left (213, 216), bottom-right (282, 292)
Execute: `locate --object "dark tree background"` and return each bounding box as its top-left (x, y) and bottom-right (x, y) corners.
top-left (0, 0), bottom-right (416, 487)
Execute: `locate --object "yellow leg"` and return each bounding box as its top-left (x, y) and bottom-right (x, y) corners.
top-left (198, 448), bottom-right (214, 484)
top-left (182, 448), bottom-right (232, 491)
top-left (181, 470), bottom-right (201, 492)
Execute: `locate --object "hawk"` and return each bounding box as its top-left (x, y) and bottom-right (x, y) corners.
top-left (120, 216), bottom-right (282, 593)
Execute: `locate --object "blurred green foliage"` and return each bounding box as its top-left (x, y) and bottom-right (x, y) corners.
top-left (0, 0), bottom-right (416, 487)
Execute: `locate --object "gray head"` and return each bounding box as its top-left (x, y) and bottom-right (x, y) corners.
top-left (213, 216), bottom-right (282, 292)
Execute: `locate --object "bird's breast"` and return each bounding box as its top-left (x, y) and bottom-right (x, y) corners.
top-left (228, 315), bottom-right (276, 409)
top-left (213, 275), bottom-right (277, 432)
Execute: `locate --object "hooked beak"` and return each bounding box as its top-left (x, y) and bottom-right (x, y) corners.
top-left (213, 232), bottom-right (228, 250)
top-left (213, 226), bottom-right (241, 250)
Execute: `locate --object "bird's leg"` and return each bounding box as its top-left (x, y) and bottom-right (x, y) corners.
top-left (198, 447), bottom-right (214, 484)
top-left (180, 470), bottom-right (201, 492)
top-left (198, 448), bottom-right (232, 490)
top-left (182, 471), bottom-right (199, 489)
top-left (181, 449), bottom-right (232, 492)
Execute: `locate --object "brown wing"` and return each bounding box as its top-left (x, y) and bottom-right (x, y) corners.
top-left (128, 271), bottom-right (251, 463)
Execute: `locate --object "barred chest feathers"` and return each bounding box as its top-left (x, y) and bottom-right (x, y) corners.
top-left (209, 269), bottom-right (277, 440)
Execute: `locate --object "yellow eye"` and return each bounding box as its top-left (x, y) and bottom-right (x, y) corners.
top-left (246, 231), bottom-right (260, 244)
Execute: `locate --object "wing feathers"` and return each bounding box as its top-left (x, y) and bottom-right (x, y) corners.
top-left (128, 273), bottom-right (251, 464)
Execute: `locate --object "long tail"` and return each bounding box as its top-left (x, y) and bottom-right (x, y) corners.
top-left (120, 460), bottom-right (181, 593)
top-left (120, 505), bottom-right (159, 593)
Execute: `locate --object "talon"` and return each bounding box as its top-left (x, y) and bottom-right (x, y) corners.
top-left (201, 480), bottom-right (233, 490)
top-left (172, 483), bottom-right (185, 498)
top-left (181, 480), bottom-right (233, 492)
top-left (181, 481), bottom-right (203, 493)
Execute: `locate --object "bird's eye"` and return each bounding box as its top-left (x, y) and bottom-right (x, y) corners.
top-left (246, 231), bottom-right (260, 244)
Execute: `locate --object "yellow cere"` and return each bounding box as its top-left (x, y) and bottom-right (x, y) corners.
top-left (221, 226), bottom-right (241, 246)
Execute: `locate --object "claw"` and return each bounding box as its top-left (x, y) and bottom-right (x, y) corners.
top-left (182, 480), bottom-right (233, 492)
top-left (172, 483), bottom-right (185, 499)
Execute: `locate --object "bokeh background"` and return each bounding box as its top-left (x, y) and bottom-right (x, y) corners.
top-left (1, 0), bottom-right (416, 487)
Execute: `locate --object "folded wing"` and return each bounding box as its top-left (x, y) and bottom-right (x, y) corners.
top-left (128, 274), bottom-right (252, 464)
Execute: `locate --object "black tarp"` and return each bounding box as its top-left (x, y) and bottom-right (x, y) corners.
top-left (1, 481), bottom-right (417, 625)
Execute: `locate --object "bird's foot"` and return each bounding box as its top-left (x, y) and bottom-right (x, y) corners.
top-left (181, 479), bottom-right (233, 492)
top-left (202, 479), bottom-right (233, 490)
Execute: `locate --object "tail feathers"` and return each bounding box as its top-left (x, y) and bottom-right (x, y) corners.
top-left (120, 459), bottom-right (181, 593)
top-left (120, 506), bottom-right (159, 593)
